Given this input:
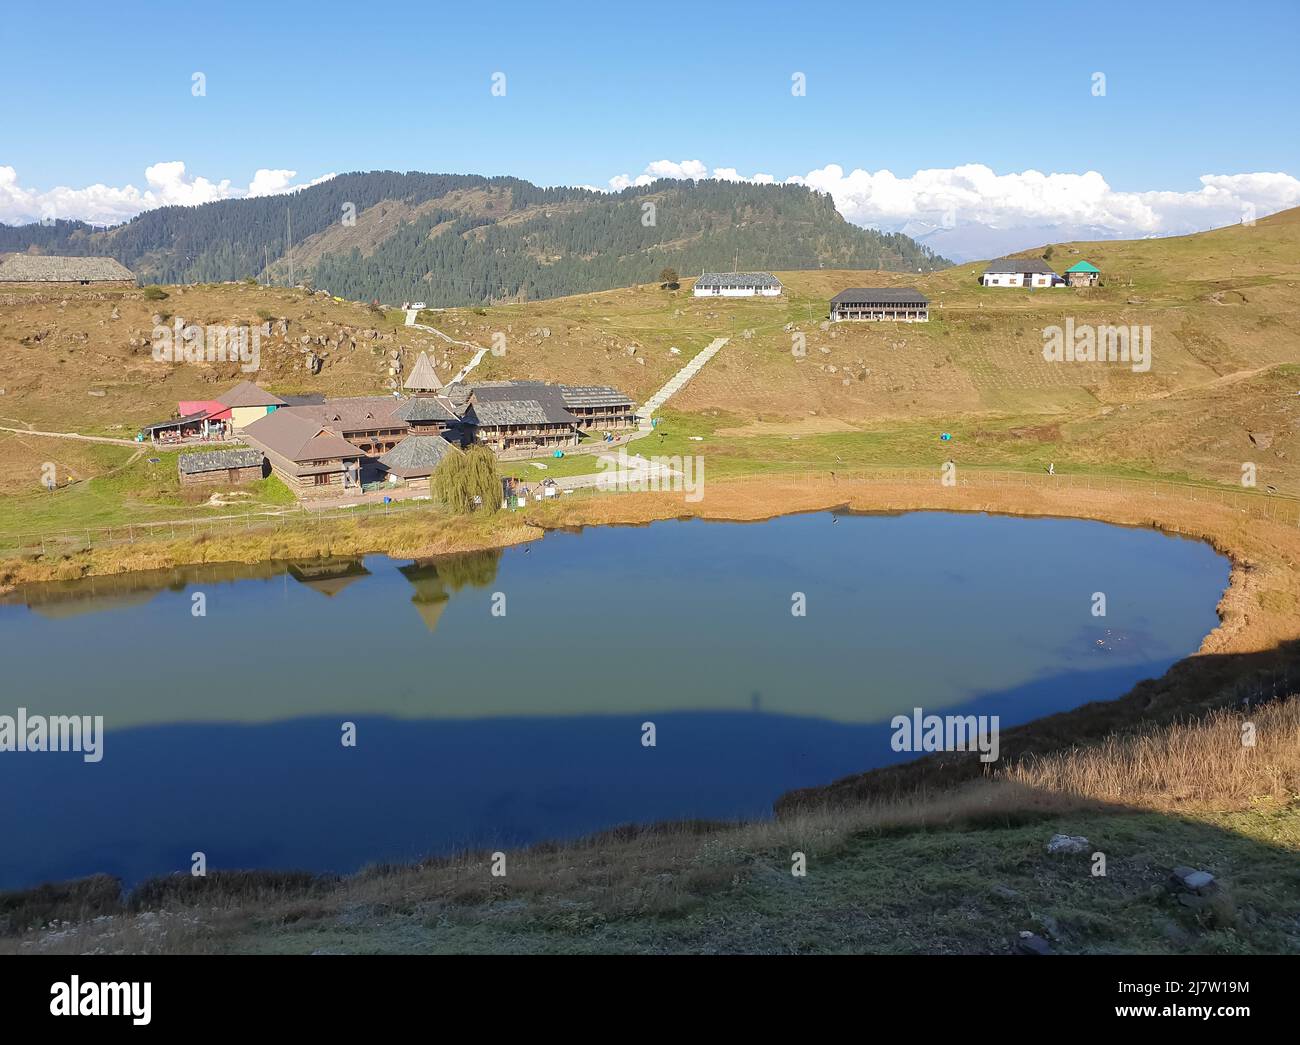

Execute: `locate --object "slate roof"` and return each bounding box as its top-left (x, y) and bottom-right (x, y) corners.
top-left (560, 385), bottom-right (634, 409)
top-left (442, 385), bottom-right (473, 412)
top-left (982, 257), bottom-right (1057, 275)
top-left (1065, 260), bottom-right (1101, 273)
top-left (403, 351), bottom-right (443, 391)
top-left (177, 449), bottom-right (265, 475)
top-left (242, 410), bottom-right (363, 463)
top-left (0, 254), bottom-right (135, 282)
top-left (467, 381), bottom-right (579, 425)
top-left (831, 288), bottom-right (929, 305)
top-left (695, 272), bottom-right (782, 289)
top-left (467, 399), bottom-right (558, 426)
top-left (393, 396), bottom-right (462, 424)
top-left (217, 381), bottom-right (287, 409)
top-left (379, 435), bottom-right (459, 478)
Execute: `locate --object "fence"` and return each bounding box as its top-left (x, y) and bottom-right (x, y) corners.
top-left (2, 465), bottom-right (1297, 558)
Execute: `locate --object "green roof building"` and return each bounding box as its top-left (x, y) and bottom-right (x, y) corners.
top-left (1064, 260), bottom-right (1101, 286)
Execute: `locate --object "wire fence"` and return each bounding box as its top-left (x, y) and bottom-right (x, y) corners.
top-left (1, 465), bottom-right (1296, 558)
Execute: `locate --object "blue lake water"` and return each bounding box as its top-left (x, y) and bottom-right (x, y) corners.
top-left (0, 511), bottom-right (1229, 889)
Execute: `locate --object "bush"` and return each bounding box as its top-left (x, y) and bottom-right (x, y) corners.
top-left (141, 285), bottom-right (169, 301)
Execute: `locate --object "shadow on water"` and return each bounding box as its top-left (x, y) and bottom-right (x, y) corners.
top-left (0, 655), bottom-right (1225, 889)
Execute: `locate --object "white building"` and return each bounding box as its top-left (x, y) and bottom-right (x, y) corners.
top-left (981, 258), bottom-right (1063, 288)
top-left (693, 272), bottom-right (783, 297)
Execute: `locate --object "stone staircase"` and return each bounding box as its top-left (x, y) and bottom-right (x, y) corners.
top-left (635, 337), bottom-right (729, 429)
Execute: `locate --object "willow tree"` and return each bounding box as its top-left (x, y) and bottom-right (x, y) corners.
top-left (433, 445), bottom-right (501, 514)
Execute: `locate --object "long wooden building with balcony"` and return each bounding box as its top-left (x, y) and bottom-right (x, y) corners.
top-left (560, 385), bottom-right (637, 430)
top-left (464, 382), bottom-right (581, 453)
top-left (829, 288), bottom-right (930, 323)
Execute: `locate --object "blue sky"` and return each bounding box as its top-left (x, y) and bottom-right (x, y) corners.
top-left (3, 0), bottom-right (1298, 235)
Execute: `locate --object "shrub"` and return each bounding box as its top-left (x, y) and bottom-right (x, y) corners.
top-left (141, 286), bottom-right (169, 301)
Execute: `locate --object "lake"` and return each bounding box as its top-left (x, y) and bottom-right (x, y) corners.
top-left (0, 511), bottom-right (1229, 889)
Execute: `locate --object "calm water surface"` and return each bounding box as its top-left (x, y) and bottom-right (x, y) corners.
top-left (0, 511), bottom-right (1229, 888)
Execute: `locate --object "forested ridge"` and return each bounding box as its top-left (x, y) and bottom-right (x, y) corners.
top-left (0, 171), bottom-right (950, 304)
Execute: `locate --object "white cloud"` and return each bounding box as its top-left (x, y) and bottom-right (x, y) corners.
top-left (7, 157), bottom-right (1298, 244)
top-left (597, 160), bottom-right (1300, 239)
top-left (0, 163), bottom-right (337, 226)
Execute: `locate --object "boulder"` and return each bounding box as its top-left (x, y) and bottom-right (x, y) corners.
top-left (1016, 932), bottom-right (1053, 955)
top-left (1046, 834), bottom-right (1090, 855)
top-left (1169, 866), bottom-right (1217, 895)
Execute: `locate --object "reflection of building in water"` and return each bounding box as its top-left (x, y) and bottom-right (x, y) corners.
top-left (398, 550), bottom-right (502, 634)
top-left (398, 562), bottom-right (451, 634)
top-left (287, 559), bottom-right (370, 598)
top-left (0, 561), bottom-right (286, 619)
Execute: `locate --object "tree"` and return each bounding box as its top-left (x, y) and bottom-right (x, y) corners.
top-left (659, 267), bottom-right (680, 290)
top-left (463, 445), bottom-right (502, 512)
top-left (432, 445), bottom-right (501, 514)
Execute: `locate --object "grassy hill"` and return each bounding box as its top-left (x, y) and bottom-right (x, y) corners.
top-left (0, 208), bottom-right (1296, 539)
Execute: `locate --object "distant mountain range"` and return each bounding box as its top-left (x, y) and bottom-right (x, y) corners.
top-left (0, 172), bottom-right (950, 305)
top-left (897, 219), bottom-right (1131, 263)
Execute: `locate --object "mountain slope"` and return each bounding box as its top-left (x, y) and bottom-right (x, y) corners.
top-left (0, 172), bottom-right (950, 304)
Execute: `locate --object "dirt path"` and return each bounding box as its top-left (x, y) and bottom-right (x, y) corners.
top-left (403, 309), bottom-right (490, 383)
top-left (0, 425), bottom-right (138, 446)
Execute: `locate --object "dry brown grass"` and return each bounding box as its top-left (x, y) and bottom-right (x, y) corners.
top-left (1005, 699), bottom-right (1300, 811)
top-left (0, 506), bottom-right (539, 591)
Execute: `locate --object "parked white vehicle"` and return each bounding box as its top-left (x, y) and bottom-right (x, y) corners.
top-left (411, 301), bottom-right (427, 310)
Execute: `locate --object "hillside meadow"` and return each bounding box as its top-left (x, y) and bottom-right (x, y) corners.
top-left (2, 207), bottom-right (1294, 542)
